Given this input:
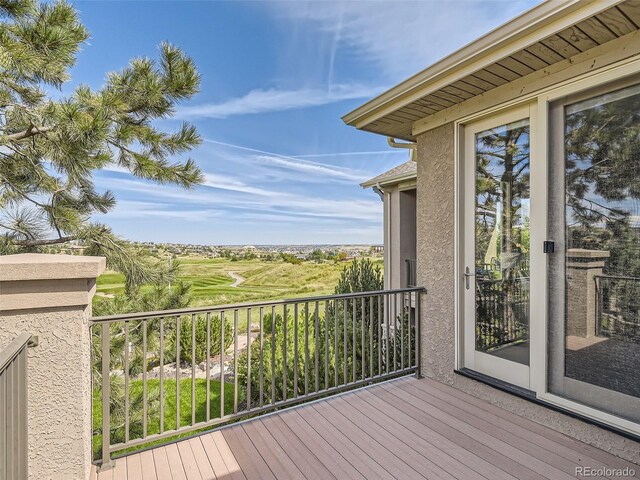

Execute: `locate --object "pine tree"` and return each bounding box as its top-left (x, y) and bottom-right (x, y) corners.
top-left (0, 0), bottom-right (203, 288)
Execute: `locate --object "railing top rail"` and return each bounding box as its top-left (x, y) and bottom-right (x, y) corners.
top-left (0, 332), bottom-right (32, 373)
top-left (595, 275), bottom-right (640, 281)
top-left (90, 287), bottom-right (426, 323)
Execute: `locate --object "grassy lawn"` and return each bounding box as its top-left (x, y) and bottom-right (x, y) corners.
top-left (96, 257), bottom-right (357, 306)
top-left (93, 378), bottom-right (238, 460)
top-left (95, 257), bottom-right (383, 329)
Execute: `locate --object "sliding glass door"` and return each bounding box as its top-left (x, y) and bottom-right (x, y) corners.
top-left (548, 81), bottom-right (640, 424)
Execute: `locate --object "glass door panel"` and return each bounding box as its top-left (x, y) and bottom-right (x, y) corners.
top-left (549, 82), bottom-right (640, 424)
top-left (475, 119), bottom-right (531, 366)
top-left (463, 106), bottom-right (532, 389)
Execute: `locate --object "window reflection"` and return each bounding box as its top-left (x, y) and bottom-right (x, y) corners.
top-left (563, 84), bottom-right (640, 414)
top-left (475, 120), bottom-right (530, 365)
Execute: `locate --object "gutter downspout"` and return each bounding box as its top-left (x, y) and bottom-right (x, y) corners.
top-left (372, 183), bottom-right (384, 201)
top-left (387, 137), bottom-right (417, 162)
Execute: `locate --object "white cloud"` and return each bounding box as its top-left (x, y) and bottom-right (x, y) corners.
top-left (95, 175), bottom-right (382, 223)
top-left (176, 83), bottom-right (387, 119)
top-left (98, 200), bottom-right (221, 222)
top-left (254, 155), bottom-right (363, 182)
top-left (292, 150), bottom-right (405, 159)
top-left (202, 138), bottom-right (369, 183)
top-left (270, 1), bottom-right (537, 81)
top-left (202, 173), bottom-right (281, 197)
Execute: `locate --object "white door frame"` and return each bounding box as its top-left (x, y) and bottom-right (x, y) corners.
top-left (459, 103), bottom-right (537, 390)
top-left (453, 56), bottom-right (640, 436)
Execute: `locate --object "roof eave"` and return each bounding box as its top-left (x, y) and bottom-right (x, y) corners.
top-left (342, 0), bottom-right (619, 131)
top-left (360, 171), bottom-right (418, 189)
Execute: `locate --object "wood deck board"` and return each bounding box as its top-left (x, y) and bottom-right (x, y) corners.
top-left (383, 381), bottom-right (576, 480)
top-left (261, 413), bottom-right (337, 480)
top-left (104, 376), bottom-right (639, 480)
top-left (421, 377), bottom-right (640, 476)
top-left (139, 450), bottom-right (159, 480)
top-left (329, 393), bottom-right (484, 480)
top-left (294, 403), bottom-right (392, 480)
top-left (175, 440), bottom-right (203, 480)
top-left (241, 417), bottom-right (305, 479)
top-left (164, 443), bottom-right (187, 480)
top-left (125, 452), bottom-right (144, 480)
top-left (369, 385), bottom-right (544, 480)
top-left (151, 446), bottom-right (173, 480)
top-left (311, 401), bottom-right (432, 480)
top-left (394, 380), bottom-right (583, 477)
top-left (278, 409), bottom-right (364, 480)
top-left (222, 425), bottom-right (277, 480)
top-left (186, 438), bottom-right (216, 480)
top-left (202, 431), bottom-right (246, 480)
top-left (399, 378), bottom-right (612, 472)
top-left (353, 387), bottom-right (519, 480)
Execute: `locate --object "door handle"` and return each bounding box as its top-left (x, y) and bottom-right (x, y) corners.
top-left (464, 267), bottom-right (475, 290)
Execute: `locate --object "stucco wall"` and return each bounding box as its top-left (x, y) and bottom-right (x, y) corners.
top-left (415, 123), bottom-right (640, 463)
top-left (0, 306), bottom-right (92, 480)
top-left (0, 254), bottom-right (105, 480)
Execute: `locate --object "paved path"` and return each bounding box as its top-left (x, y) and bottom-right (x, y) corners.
top-left (227, 271), bottom-right (245, 287)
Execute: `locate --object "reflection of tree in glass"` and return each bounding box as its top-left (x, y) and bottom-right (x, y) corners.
top-left (475, 123), bottom-right (530, 278)
top-left (475, 122), bottom-right (530, 351)
top-left (565, 92), bottom-right (640, 273)
top-left (565, 89), bottom-right (640, 340)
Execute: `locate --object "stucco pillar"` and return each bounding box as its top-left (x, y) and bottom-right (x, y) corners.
top-left (416, 123), bottom-right (457, 381)
top-left (566, 249), bottom-right (610, 338)
top-left (0, 253), bottom-right (106, 480)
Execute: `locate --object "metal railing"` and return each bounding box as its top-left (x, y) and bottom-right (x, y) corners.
top-left (476, 277), bottom-right (529, 351)
top-left (0, 333), bottom-right (34, 480)
top-left (405, 259), bottom-right (417, 288)
top-left (595, 275), bottom-right (640, 342)
top-left (91, 287), bottom-right (424, 467)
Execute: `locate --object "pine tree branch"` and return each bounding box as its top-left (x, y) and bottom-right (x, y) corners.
top-left (3, 124), bottom-right (53, 141)
top-left (14, 235), bottom-right (77, 246)
top-left (0, 175), bottom-right (48, 208)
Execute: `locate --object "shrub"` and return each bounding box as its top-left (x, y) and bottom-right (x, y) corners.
top-left (280, 253), bottom-right (302, 264)
top-left (165, 314), bottom-right (233, 365)
top-left (334, 258), bottom-right (383, 294)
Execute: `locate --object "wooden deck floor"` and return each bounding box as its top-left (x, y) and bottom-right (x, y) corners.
top-left (92, 375), bottom-right (640, 480)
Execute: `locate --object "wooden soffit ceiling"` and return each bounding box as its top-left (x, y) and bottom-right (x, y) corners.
top-left (343, 0), bottom-right (640, 141)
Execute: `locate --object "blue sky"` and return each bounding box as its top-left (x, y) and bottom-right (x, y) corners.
top-left (70, 0), bottom-right (536, 245)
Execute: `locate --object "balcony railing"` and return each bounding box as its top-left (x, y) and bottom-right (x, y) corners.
top-left (0, 332), bottom-right (34, 480)
top-left (476, 277), bottom-right (529, 351)
top-left (91, 287), bottom-right (424, 466)
top-left (595, 275), bottom-right (640, 341)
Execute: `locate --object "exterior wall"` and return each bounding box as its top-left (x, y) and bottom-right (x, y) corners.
top-left (383, 185), bottom-right (417, 290)
top-left (416, 123), bottom-right (640, 463)
top-left (399, 189), bottom-right (417, 287)
top-left (388, 187), bottom-right (401, 289)
top-left (0, 254), bottom-right (105, 480)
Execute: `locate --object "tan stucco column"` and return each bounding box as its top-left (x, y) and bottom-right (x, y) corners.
top-left (0, 253), bottom-right (106, 480)
top-left (566, 249), bottom-right (610, 338)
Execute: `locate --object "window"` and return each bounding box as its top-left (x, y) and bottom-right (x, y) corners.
top-left (548, 82), bottom-right (640, 424)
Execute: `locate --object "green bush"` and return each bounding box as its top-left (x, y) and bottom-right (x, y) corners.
top-left (334, 258), bottom-right (383, 294)
top-left (280, 253), bottom-right (302, 264)
top-left (237, 299), bottom-right (413, 407)
top-left (237, 258), bottom-right (408, 407)
top-left (165, 314), bottom-right (233, 365)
